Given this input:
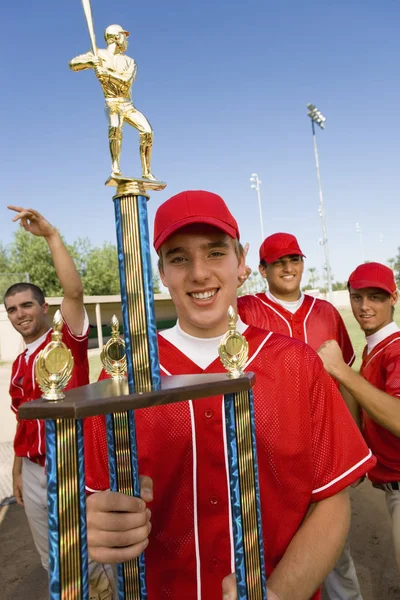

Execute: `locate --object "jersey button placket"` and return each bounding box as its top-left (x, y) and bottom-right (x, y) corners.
top-left (210, 557), bottom-right (219, 568)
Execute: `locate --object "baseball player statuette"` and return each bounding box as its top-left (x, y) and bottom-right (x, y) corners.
top-left (70, 1), bottom-right (165, 188)
top-left (18, 1), bottom-right (264, 599)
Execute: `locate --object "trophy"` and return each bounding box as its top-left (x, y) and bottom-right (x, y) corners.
top-left (18, 1), bottom-right (266, 599)
top-left (35, 310), bottom-right (74, 400)
top-left (100, 315), bottom-right (127, 380)
top-left (219, 308), bottom-right (267, 599)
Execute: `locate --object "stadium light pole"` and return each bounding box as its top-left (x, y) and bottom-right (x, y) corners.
top-left (355, 222), bottom-right (365, 263)
top-left (250, 173), bottom-right (265, 243)
top-left (307, 103), bottom-right (333, 303)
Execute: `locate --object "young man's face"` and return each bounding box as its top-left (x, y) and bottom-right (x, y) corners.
top-left (259, 255), bottom-right (304, 301)
top-left (159, 224), bottom-right (245, 338)
top-left (349, 286), bottom-right (398, 336)
top-left (5, 290), bottom-right (49, 343)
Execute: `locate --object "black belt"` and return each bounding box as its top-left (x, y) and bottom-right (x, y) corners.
top-left (373, 481), bottom-right (400, 491)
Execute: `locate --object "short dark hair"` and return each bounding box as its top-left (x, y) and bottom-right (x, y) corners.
top-left (4, 283), bottom-right (45, 306)
top-left (259, 255), bottom-right (303, 268)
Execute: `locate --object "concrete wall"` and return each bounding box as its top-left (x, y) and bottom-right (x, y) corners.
top-left (307, 289), bottom-right (351, 308)
top-left (0, 294), bottom-right (178, 360)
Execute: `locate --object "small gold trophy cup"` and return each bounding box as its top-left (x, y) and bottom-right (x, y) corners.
top-left (218, 305), bottom-right (249, 378)
top-left (100, 315), bottom-right (127, 379)
top-left (35, 310), bottom-right (74, 400)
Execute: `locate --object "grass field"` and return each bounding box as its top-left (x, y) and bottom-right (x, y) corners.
top-left (88, 307), bottom-right (400, 382)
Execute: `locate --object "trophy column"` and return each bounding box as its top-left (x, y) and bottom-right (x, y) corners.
top-left (219, 308), bottom-right (267, 599)
top-left (107, 178), bottom-right (164, 599)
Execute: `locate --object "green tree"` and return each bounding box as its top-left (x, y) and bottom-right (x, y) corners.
top-left (8, 229), bottom-right (63, 295)
top-left (152, 269), bottom-right (161, 294)
top-left (307, 267), bottom-right (319, 288)
top-left (388, 255), bottom-right (399, 287)
top-left (72, 237), bottom-right (94, 276)
top-left (4, 231), bottom-right (164, 298)
top-left (81, 243), bottom-right (121, 296)
top-left (0, 242), bottom-right (9, 273)
top-left (237, 271), bottom-right (266, 296)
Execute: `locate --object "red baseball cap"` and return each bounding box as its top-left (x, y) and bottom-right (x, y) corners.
top-left (259, 232), bottom-right (305, 263)
top-left (153, 190), bottom-right (240, 252)
top-left (348, 262), bottom-right (397, 294)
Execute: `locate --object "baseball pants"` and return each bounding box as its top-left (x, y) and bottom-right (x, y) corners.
top-left (323, 537), bottom-right (363, 600)
top-left (381, 485), bottom-right (400, 572)
top-left (22, 458), bottom-right (117, 600)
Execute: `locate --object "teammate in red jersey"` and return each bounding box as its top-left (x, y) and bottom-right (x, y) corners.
top-left (238, 233), bottom-right (364, 600)
top-left (319, 262), bottom-right (400, 574)
top-left (85, 191), bottom-right (375, 600)
top-left (4, 207), bottom-right (114, 599)
top-left (238, 232), bottom-right (354, 362)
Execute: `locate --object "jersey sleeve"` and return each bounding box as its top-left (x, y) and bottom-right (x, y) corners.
top-left (238, 295), bottom-right (270, 330)
top-left (384, 353), bottom-right (400, 397)
top-left (307, 349), bottom-right (375, 502)
top-left (84, 368), bottom-right (112, 492)
top-left (334, 309), bottom-right (355, 366)
top-left (60, 307), bottom-right (89, 365)
top-left (84, 414), bottom-right (110, 493)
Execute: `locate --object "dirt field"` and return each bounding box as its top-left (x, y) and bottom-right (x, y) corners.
top-left (0, 482), bottom-right (398, 600)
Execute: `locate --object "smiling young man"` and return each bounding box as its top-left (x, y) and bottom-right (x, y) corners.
top-left (238, 233), bottom-right (354, 362)
top-left (318, 262), bottom-right (400, 573)
top-left (238, 236), bottom-right (366, 600)
top-left (4, 207), bottom-right (115, 599)
top-left (85, 190), bottom-right (375, 600)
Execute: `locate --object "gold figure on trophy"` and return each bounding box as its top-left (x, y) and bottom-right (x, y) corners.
top-left (35, 310), bottom-right (74, 400)
top-left (100, 315), bottom-right (127, 380)
top-left (218, 306), bottom-right (249, 379)
top-left (69, 20), bottom-right (157, 182)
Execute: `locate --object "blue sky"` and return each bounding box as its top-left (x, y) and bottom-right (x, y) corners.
top-left (1, 0), bottom-right (399, 284)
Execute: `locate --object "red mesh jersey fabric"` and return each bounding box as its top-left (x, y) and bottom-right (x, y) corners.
top-left (238, 293), bottom-right (355, 365)
top-left (88, 326), bottom-right (374, 600)
top-left (360, 332), bottom-right (400, 483)
top-left (11, 314), bottom-right (89, 464)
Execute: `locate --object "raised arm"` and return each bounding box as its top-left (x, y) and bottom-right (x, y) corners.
top-left (8, 206), bottom-right (85, 336)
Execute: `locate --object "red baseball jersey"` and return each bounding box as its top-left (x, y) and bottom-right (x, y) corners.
top-left (85, 326), bottom-right (374, 600)
top-left (360, 331), bottom-right (400, 483)
top-left (10, 315), bottom-right (89, 465)
top-left (238, 293), bottom-right (355, 364)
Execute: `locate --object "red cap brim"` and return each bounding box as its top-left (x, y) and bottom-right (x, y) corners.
top-left (262, 249), bottom-right (306, 263)
top-left (154, 216), bottom-right (238, 252)
top-left (349, 279), bottom-right (395, 295)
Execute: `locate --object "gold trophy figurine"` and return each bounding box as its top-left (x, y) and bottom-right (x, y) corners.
top-left (100, 315), bottom-right (127, 380)
top-left (35, 310), bottom-right (74, 400)
top-left (70, 6), bottom-right (159, 184)
top-left (218, 306), bottom-right (249, 379)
